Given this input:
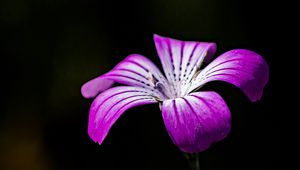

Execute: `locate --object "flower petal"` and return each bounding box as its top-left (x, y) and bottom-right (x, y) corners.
top-left (103, 54), bottom-right (168, 89)
top-left (161, 91), bottom-right (231, 153)
top-left (81, 77), bottom-right (114, 98)
top-left (153, 34), bottom-right (216, 86)
top-left (88, 86), bottom-right (157, 144)
top-left (189, 49), bottom-right (269, 101)
top-left (81, 54), bottom-right (168, 99)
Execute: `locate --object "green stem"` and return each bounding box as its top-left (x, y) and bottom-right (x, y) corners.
top-left (184, 153), bottom-right (200, 170)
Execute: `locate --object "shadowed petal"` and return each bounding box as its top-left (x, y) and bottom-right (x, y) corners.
top-left (88, 86), bottom-right (157, 144)
top-left (161, 91), bottom-right (231, 153)
top-left (81, 77), bottom-right (114, 98)
top-left (189, 49), bottom-right (269, 101)
top-left (81, 54), bottom-right (167, 99)
top-left (153, 34), bottom-right (216, 87)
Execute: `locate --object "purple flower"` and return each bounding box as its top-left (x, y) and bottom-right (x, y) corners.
top-left (81, 34), bottom-right (269, 153)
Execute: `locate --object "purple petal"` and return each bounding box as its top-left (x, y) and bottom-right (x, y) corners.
top-left (81, 54), bottom-right (167, 99)
top-left (153, 34), bottom-right (216, 85)
top-left (88, 86), bottom-right (157, 144)
top-left (161, 91), bottom-right (231, 153)
top-left (189, 49), bottom-right (269, 101)
top-left (81, 77), bottom-right (114, 98)
top-left (103, 54), bottom-right (168, 89)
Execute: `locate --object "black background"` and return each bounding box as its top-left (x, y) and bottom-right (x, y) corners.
top-left (1, 0), bottom-right (283, 169)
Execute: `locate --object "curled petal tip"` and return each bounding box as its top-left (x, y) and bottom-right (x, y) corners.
top-left (189, 49), bottom-right (269, 102)
top-left (81, 77), bottom-right (114, 99)
top-left (81, 83), bottom-right (95, 99)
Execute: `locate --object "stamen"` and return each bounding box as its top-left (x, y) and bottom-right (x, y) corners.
top-left (156, 82), bottom-right (176, 99)
top-left (153, 96), bottom-right (163, 102)
top-left (147, 72), bottom-right (176, 99)
top-left (147, 72), bottom-right (158, 87)
top-left (192, 67), bottom-right (201, 80)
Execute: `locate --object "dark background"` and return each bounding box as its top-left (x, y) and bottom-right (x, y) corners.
top-left (1, 0), bottom-right (283, 169)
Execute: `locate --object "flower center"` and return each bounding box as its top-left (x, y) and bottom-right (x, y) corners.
top-left (147, 77), bottom-right (188, 100)
top-left (147, 68), bottom-right (203, 101)
top-left (147, 72), bottom-right (176, 100)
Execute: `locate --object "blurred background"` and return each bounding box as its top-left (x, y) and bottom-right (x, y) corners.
top-left (1, 0), bottom-right (283, 169)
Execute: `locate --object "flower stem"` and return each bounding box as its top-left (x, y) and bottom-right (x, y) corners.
top-left (184, 153), bottom-right (200, 170)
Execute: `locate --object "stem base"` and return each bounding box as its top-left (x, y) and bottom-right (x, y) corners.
top-left (184, 153), bottom-right (200, 170)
